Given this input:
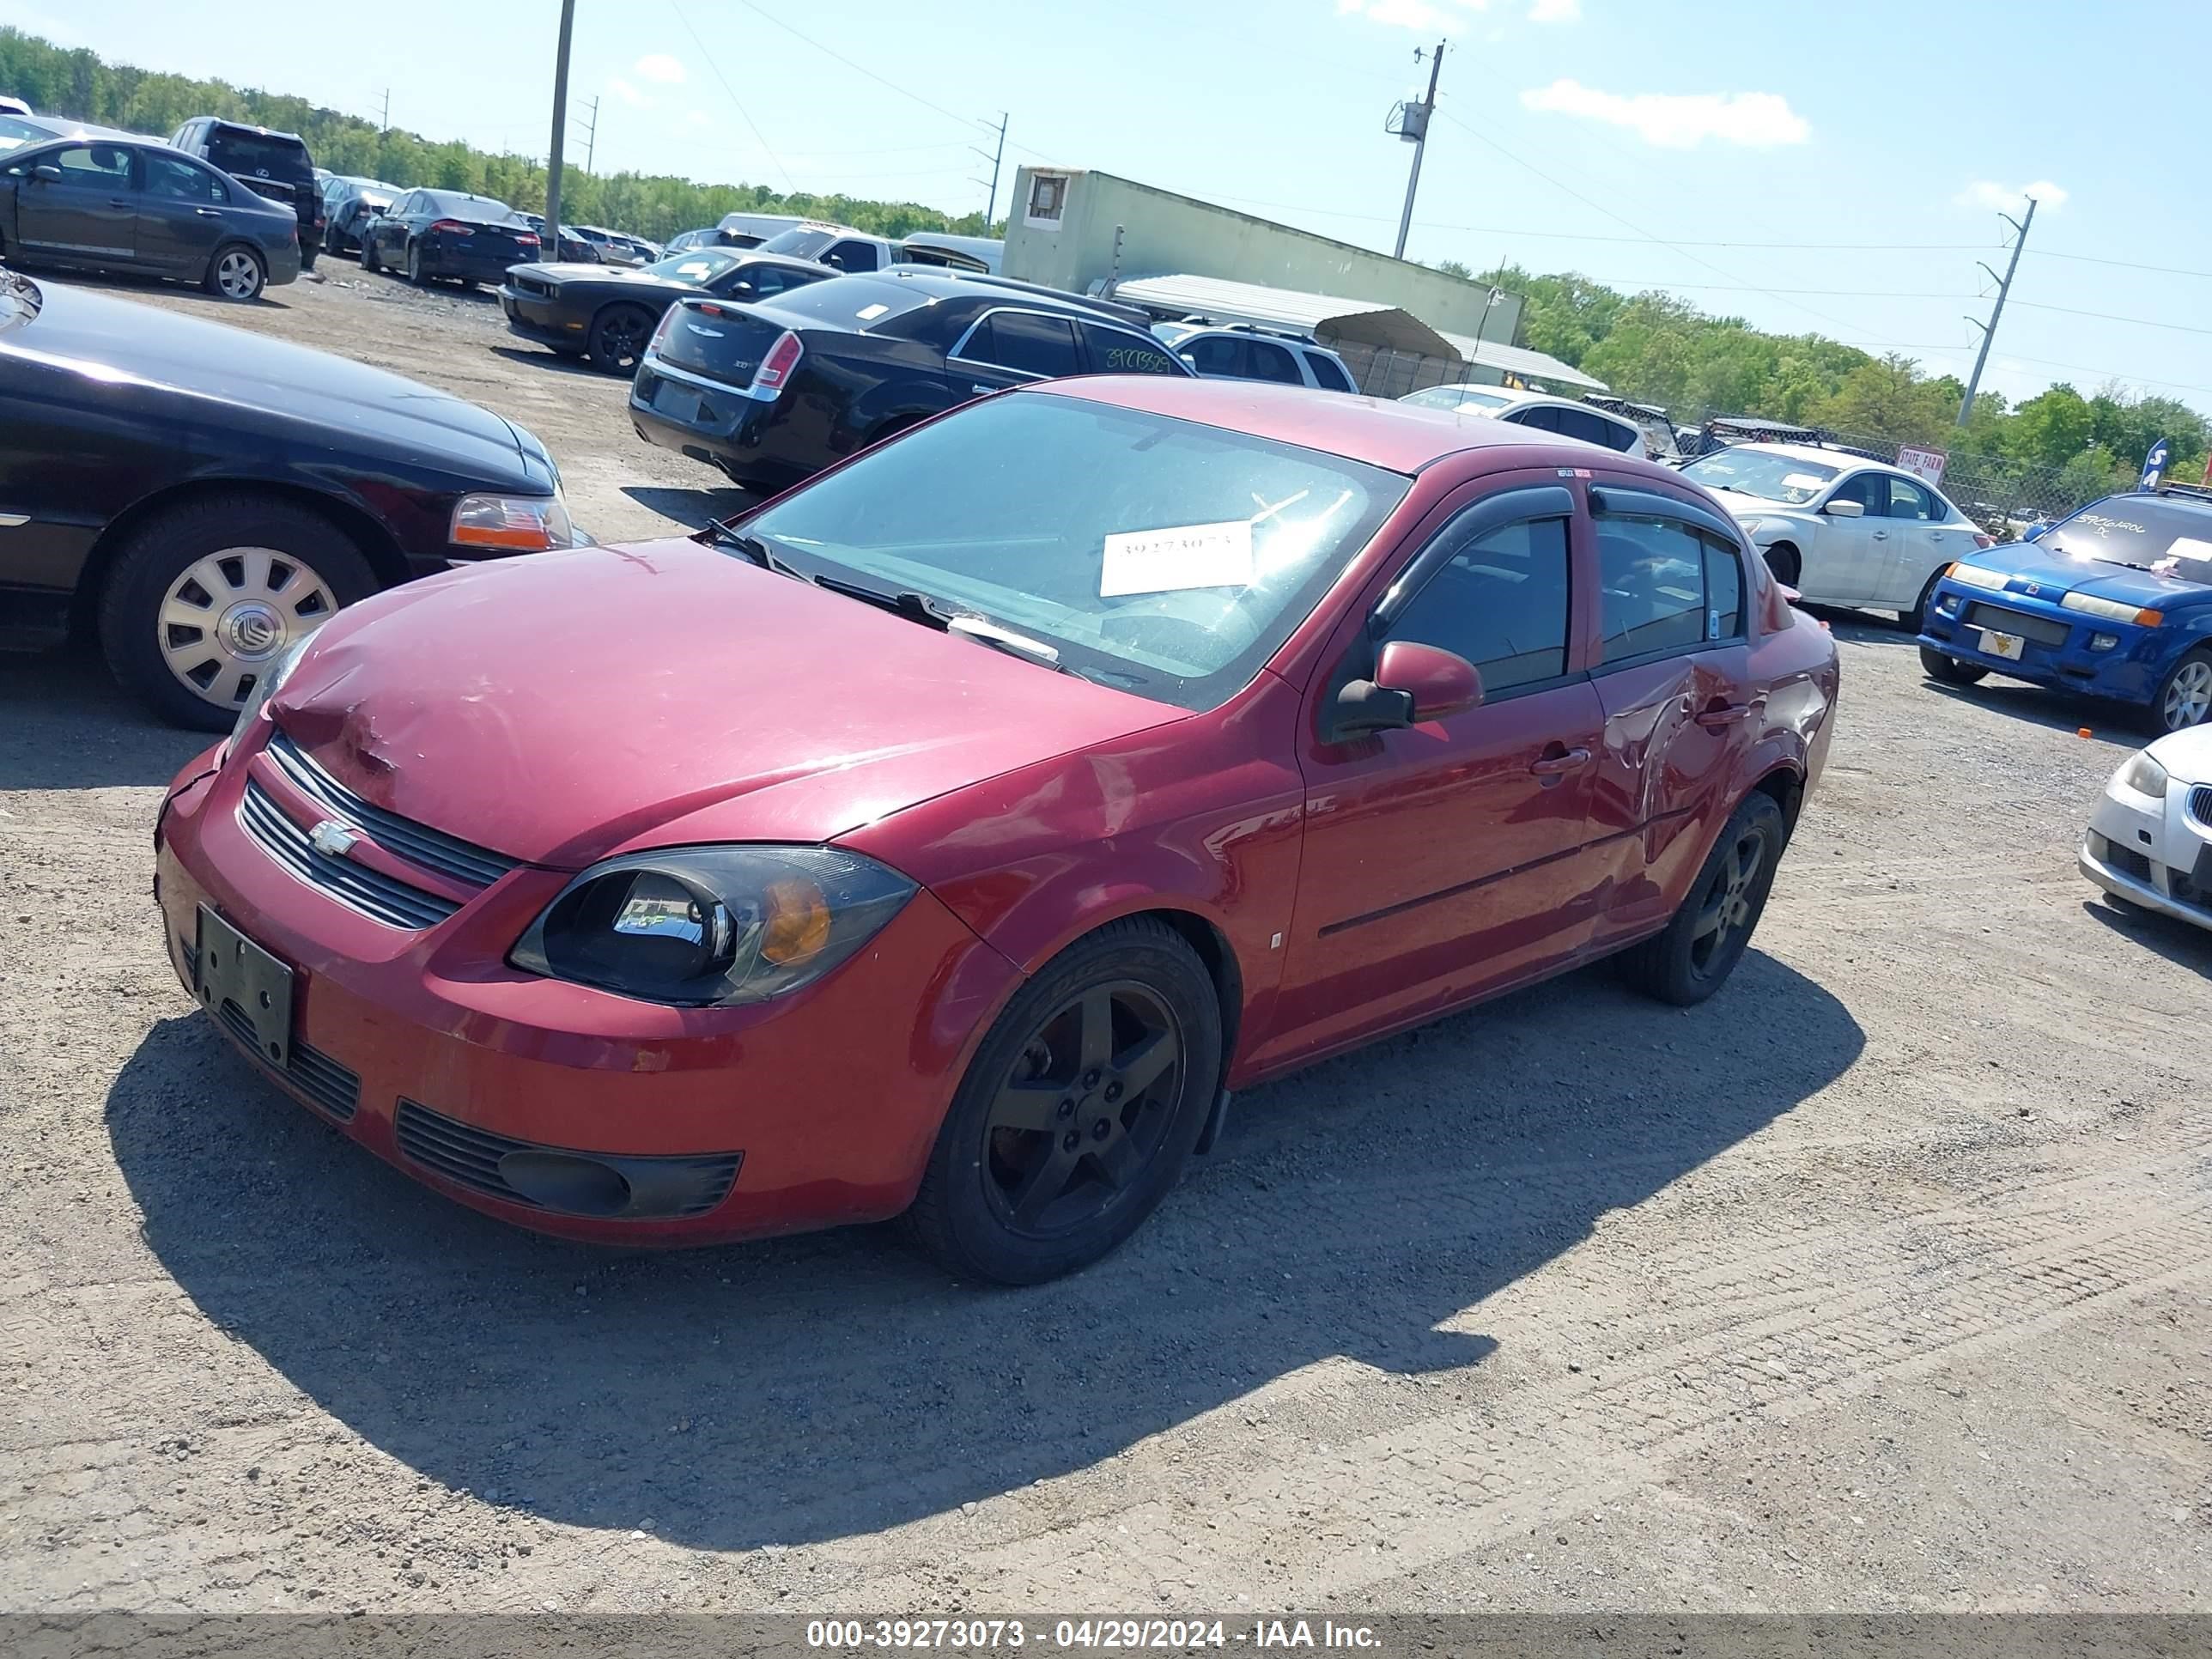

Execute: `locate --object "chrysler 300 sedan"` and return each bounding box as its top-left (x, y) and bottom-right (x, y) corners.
top-left (155, 378), bottom-right (1839, 1283)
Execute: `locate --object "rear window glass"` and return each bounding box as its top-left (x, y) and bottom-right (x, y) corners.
top-left (757, 227), bottom-right (838, 259)
top-left (750, 276), bottom-right (923, 330)
top-left (204, 127), bottom-right (312, 183)
top-left (422, 191), bottom-right (520, 222)
top-left (1305, 352), bottom-right (1354, 393)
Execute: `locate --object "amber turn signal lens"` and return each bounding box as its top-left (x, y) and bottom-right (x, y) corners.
top-left (759, 877), bottom-right (832, 964)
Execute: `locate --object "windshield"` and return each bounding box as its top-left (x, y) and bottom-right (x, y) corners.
top-left (1403, 386), bottom-right (1510, 412)
top-left (646, 248), bottom-right (739, 284)
top-left (0, 116), bottom-right (61, 153)
top-left (757, 227), bottom-right (838, 259)
top-left (2041, 496), bottom-right (2212, 574)
top-left (1680, 448), bottom-right (1839, 504)
top-left (738, 393), bottom-right (1411, 711)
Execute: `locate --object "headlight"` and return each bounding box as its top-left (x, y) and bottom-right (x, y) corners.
top-left (222, 634), bottom-right (312, 761)
top-left (1946, 562), bottom-right (2011, 592)
top-left (509, 844), bottom-right (916, 1007)
top-left (450, 490), bottom-right (577, 553)
top-left (2060, 591), bottom-right (2162, 627)
top-left (2118, 751), bottom-right (2169, 799)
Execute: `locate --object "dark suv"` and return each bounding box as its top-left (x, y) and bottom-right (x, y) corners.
top-left (168, 118), bottom-right (321, 268)
top-left (630, 270), bottom-right (1191, 492)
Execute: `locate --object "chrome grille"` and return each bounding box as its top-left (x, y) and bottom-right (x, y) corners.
top-left (239, 780), bottom-right (459, 932)
top-left (264, 733), bottom-right (520, 889)
top-left (2191, 785), bottom-right (2212, 830)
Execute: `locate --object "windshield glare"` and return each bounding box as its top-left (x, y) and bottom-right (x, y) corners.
top-left (1681, 448), bottom-right (1839, 504)
top-left (738, 393), bottom-right (1410, 711)
top-left (2044, 498), bottom-right (2212, 574)
top-left (1406, 386), bottom-right (1510, 412)
top-left (647, 249), bottom-right (738, 283)
top-left (758, 227), bottom-right (838, 258)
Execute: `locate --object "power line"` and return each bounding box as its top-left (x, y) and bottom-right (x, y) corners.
top-left (670, 0), bottom-right (793, 191)
top-left (2011, 298), bottom-right (2212, 337)
top-left (2027, 248), bottom-right (2212, 280)
top-left (721, 0), bottom-right (998, 141)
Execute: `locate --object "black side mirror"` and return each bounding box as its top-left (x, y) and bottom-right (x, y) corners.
top-left (1326, 641), bottom-right (1484, 740)
top-left (30, 163), bottom-right (62, 185)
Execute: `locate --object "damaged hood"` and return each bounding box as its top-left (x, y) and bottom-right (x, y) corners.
top-left (266, 538), bottom-right (1180, 869)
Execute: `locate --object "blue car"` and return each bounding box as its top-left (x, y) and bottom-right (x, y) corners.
top-left (1917, 486), bottom-right (2212, 733)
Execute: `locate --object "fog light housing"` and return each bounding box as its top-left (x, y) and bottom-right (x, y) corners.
top-left (2090, 632), bottom-right (2119, 652)
top-left (1937, 592), bottom-right (1962, 617)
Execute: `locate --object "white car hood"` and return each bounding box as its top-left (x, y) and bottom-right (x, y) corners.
top-left (2147, 723), bottom-right (2212, 780)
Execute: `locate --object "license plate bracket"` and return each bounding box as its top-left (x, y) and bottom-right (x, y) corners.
top-left (653, 380), bottom-right (706, 424)
top-left (195, 905), bottom-right (295, 1068)
top-left (1980, 628), bottom-right (2026, 661)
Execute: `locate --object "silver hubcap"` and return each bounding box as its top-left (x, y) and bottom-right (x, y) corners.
top-left (2164, 660), bottom-right (2212, 729)
top-left (216, 251), bottom-right (258, 298)
top-left (157, 547), bottom-right (337, 709)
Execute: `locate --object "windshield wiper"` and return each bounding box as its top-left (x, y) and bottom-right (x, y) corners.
top-left (945, 614), bottom-right (1061, 666)
top-left (701, 522), bottom-right (809, 581)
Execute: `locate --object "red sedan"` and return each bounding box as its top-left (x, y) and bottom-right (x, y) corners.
top-left (155, 377), bottom-right (1839, 1283)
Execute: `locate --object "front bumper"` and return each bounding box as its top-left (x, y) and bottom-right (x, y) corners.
top-left (499, 286), bottom-right (587, 347)
top-left (2078, 767), bottom-right (2212, 931)
top-left (154, 738), bottom-right (1022, 1245)
top-left (1917, 585), bottom-right (2163, 703)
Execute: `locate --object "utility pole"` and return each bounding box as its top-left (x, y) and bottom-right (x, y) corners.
top-left (579, 95), bottom-right (600, 175)
top-left (969, 112), bottom-right (1008, 228)
top-left (379, 88), bottom-right (390, 134)
top-left (1388, 40), bottom-right (1444, 261)
top-left (1958, 195), bottom-right (2037, 426)
top-left (542, 0), bottom-right (576, 263)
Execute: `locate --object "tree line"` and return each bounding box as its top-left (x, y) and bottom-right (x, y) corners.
top-left (1432, 258), bottom-right (2209, 498)
top-left (0, 28), bottom-right (991, 245)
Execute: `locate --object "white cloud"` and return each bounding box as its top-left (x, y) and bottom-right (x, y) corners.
top-left (1955, 178), bottom-right (2067, 214)
top-left (607, 76), bottom-right (647, 108)
top-left (634, 52), bottom-right (687, 85)
top-left (1519, 78), bottom-right (1808, 148)
top-left (1336, 0), bottom-right (1490, 34)
top-left (1529, 0), bottom-right (1579, 20)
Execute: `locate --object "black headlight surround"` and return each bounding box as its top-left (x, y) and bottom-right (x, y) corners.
top-left (509, 844), bottom-right (917, 1008)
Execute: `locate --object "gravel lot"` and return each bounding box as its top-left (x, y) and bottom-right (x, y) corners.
top-left (2, 270), bottom-right (2207, 1618)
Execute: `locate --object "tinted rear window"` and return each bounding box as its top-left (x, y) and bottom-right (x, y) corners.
top-left (747, 277), bottom-right (925, 331)
top-left (204, 127), bottom-right (312, 183)
top-left (422, 191), bottom-right (520, 222)
top-left (757, 228), bottom-right (838, 259)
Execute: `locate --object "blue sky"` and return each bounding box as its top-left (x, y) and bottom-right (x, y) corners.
top-left (16, 0), bottom-right (2210, 413)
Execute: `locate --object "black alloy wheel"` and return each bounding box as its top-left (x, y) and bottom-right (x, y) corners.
top-left (908, 918), bottom-right (1222, 1284)
top-left (1618, 791), bottom-right (1785, 1006)
top-left (589, 304), bottom-right (656, 374)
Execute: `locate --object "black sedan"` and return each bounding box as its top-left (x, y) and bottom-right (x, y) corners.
top-left (0, 133), bottom-right (300, 301)
top-left (319, 174), bottom-right (401, 255)
top-left (500, 246), bottom-right (832, 374)
top-left (0, 270), bottom-right (580, 728)
top-left (360, 188), bottom-right (540, 289)
top-left (629, 270), bottom-right (1190, 494)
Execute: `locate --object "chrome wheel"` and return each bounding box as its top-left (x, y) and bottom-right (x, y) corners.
top-left (214, 249), bottom-right (262, 300)
top-left (2161, 658), bottom-right (2212, 731)
top-left (157, 547), bottom-right (337, 709)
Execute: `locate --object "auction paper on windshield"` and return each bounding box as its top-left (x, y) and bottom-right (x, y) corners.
top-left (1099, 520), bottom-right (1255, 597)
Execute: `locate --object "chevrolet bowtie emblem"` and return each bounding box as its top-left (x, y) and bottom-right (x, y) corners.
top-left (308, 819), bottom-right (362, 859)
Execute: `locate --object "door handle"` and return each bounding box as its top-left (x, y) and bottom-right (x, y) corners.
top-left (1528, 745), bottom-right (1592, 777)
top-left (195, 207), bottom-right (222, 217)
top-left (1871, 529), bottom-right (1890, 540)
top-left (1694, 703), bottom-right (1753, 729)
top-left (108, 198), bottom-right (131, 209)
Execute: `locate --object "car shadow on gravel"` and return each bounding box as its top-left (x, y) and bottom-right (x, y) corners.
top-left (1919, 677), bottom-right (2142, 742)
top-left (490, 345), bottom-right (605, 379)
top-left (106, 945), bottom-right (1862, 1551)
top-left (0, 647), bottom-right (211, 787)
top-left (2082, 897), bottom-right (2212, 975)
top-left (62, 270), bottom-right (292, 310)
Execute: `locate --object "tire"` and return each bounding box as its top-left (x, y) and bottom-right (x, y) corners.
top-left (1762, 543), bottom-right (1802, 588)
top-left (1899, 568), bottom-right (1945, 633)
top-left (203, 244), bottom-right (266, 302)
top-left (359, 235), bottom-right (379, 273)
top-left (906, 917), bottom-right (1224, 1285)
top-left (97, 494), bottom-right (379, 731)
top-left (2148, 648), bottom-right (2212, 734)
top-left (1616, 792), bottom-right (1786, 1007)
top-left (587, 303), bottom-right (657, 374)
top-left (1920, 644), bottom-right (1988, 686)
top-left (406, 243), bottom-right (429, 287)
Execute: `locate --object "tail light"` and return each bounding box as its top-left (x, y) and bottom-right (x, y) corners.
top-left (649, 307), bottom-right (681, 349)
top-left (428, 218), bottom-right (470, 234)
top-left (515, 232), bottom-right (540, 247)
top-left (1972, 532), bottom-right (1996, 549)
top-left (754, 331), bottom-right (803, 393)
